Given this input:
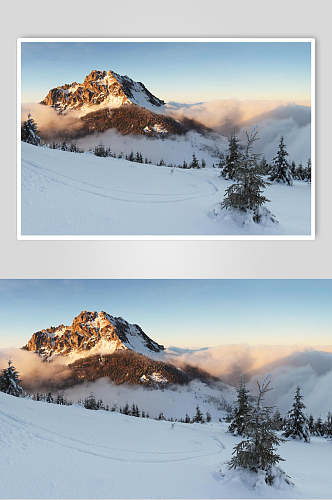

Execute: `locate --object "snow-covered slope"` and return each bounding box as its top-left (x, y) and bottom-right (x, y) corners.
top-left (21, 143), bottom-right (311, 236)
top-left (1, 391), bottom-right (331, 498)
top-left (23, 310), bottom-right (164, 361)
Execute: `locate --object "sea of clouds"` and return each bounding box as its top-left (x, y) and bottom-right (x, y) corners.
top-left (21, 100), bottom-right (311, 165)
top-left (1, 342), bottom-right (331, 418)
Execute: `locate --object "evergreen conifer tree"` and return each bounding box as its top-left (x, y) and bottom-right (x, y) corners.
top-left (190, 154), bottom-right (200, 169)
top-left (269, 136), bottom-right (293, 185)
top-left (21, 114), bottom-right (41, 146)
top-left (222, 134), bottom-right (240, 179)
top-left (193, 405), bottom-right (204, 423)
top-left (314, 417), bottom-right (325, 437)
top-left (325, 412), bottom-right (332, 438)
top-left (0, 360), bottom-right (23, 397)
top-left (308, 415), bottom-right (315, 434)
top-left (228, 378), bottom-right (251, 436)
top-left (305, 159), bottom-right (311, 182)
top-left (228, 379), bottom-right (289, 486)
top-left (84, 393), bottom-right (99, 410)
top-left (221, 131), bottom-right (276, 224)
top-left (283, 386), bottom-right (310, 442)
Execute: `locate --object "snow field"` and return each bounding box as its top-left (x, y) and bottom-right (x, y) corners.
top-left (21, 143), bottom-right (311, 236)
top-left (1, 391), bottom-right (331, 498)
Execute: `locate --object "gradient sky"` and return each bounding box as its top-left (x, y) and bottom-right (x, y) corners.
top-left (21, 41), bottom-right (311, 104)
top-left (0, 280), bottom-right (330, 348)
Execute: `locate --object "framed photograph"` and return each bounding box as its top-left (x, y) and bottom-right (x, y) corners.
top-left (1, 278), bottom-right (331, 498)
top-left (17, 38), bottom-right (315, 240)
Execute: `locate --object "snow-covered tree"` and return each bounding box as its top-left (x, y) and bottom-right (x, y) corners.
top-left (272, 409), bottom-right (283, 431)
top-left (325, 412), bottom-right (332, 438)
top-left (314, 417), bottom-right (325, 437)
top-left (190, 154), bottom-right (200, 169)
top-left (221, 131), bottom-right (277, 224)
top-left (305, 158), bottom-right (312, 182)
top-left (221, 134), bottom-right (240, 179)
top-left (228, 378), bottom-right (290, 486)
top-left (228, 378), bottom-right (251, 436)
top-left (283, 386), bottom-right (310, 442)
top-left (269, 136), bottom-right (293, 185)
top-left (193, 405), bottom-right (204, 423)
top-left (21, 113), bottom-right (40, 146)
top-left (84, 393), bottom-right (99, 410)
top-left (257, 157), bottom-right (270, 175)
top-left (0, 360), bottom-right (23, 397)
top-left (290, 161), bottom-right (297, 178)
top-left (308, 415), bottom-right (315, 434)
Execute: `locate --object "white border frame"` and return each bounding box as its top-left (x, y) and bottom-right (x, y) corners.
top-left (17, 37), bottom-right (315, 241)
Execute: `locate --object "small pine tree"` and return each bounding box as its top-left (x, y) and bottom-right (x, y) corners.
top-left (269, 136), bottom-right (293, 185)
top-left (314, 417), bottom-right (325, 437)
top-left (222, 134), bottom-right (240, 179)
top-left (290, 161), bottom-right (297, 178)
top-left (228, 378), bottom-right (251, 436)
top-left (283, 386), bottom-right (310, 442)
top-left (325, 412), bottom-right (332, 438)
top-left (193, 405), bottom-right (204, 423)
top-left (190, 154), bottom-right (200, 169)
top-left (217, 153), bottom-right (226, 171)
top-left (206, 411), bottom-right (212, 422)
top-left (84, 393), bottom-right (99, 410)
top-left (272, 409), bottom-right (283, 431)
top-left (228, 379), bottom-right (289, 486)
top-left (221, 131), bottom-right (275, 224)
top-left (21, 114), bottom-right (41, 146)
top-left (201, 159), bottom-right (206, 168)
top-left (296, 162), bottom-right (305, 180)
top-left (46, 392), bottom-right (53, 403)
top-left (308, 415), bottom-right (315, 434)
top-left (258, 157), bottom-right (270, 175)
top-left (305, 158), bottom-right (311, 183)
top-left (185, 413), bottom-right (191, 424)
top-left (0, 360), bottom-right (23, 397)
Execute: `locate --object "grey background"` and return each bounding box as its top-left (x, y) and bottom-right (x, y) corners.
top-left (1, 0), bottom-right (330, 278)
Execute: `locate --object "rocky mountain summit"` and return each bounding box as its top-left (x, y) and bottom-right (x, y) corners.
top-left (23, 310), bottom-right (164, 361)
top-left (40, 69), bottom-right (165, 113)
top-left (38, 69), bottom-right (208, 139)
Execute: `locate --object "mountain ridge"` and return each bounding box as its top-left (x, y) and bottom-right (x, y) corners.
top-left (40, 69), bottom-right (165, 113)
top-left (23, 310), bottom-right (164, 361)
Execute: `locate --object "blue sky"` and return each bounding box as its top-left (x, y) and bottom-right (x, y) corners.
top-left (21, 41), bottom-right (311, 104)
top-left (0, 280), bottom-right (330, 348)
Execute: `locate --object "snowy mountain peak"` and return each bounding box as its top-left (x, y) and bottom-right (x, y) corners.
top-left (40, 69), bottom-right (165, 113)
top-left (23, 310), bottom-right (164, 361)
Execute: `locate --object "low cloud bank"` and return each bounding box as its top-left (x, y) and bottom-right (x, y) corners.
top-left (2, 343), bottom-right (329, 418)
top-left (0, 347), bottom-right (69, 391)
top-left (165, 345), bottom-right (332, 417)
top-left (21, 100), bottom-right (311, 165)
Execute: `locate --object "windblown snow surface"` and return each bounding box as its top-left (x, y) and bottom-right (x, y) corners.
top-left (21, 143), bottom-right (311, 236)
top-left (1, 391), bottom-right (331, 498)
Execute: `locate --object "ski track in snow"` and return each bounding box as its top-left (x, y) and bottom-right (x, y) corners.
top-left (0, 406), bottom-right (223, 464)
top-left (23, 158), bottom-right (218, 204)
top-left (21, 143), bottom-right (311, 236)
top-left (1, 392), bottom-right (332, 498)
